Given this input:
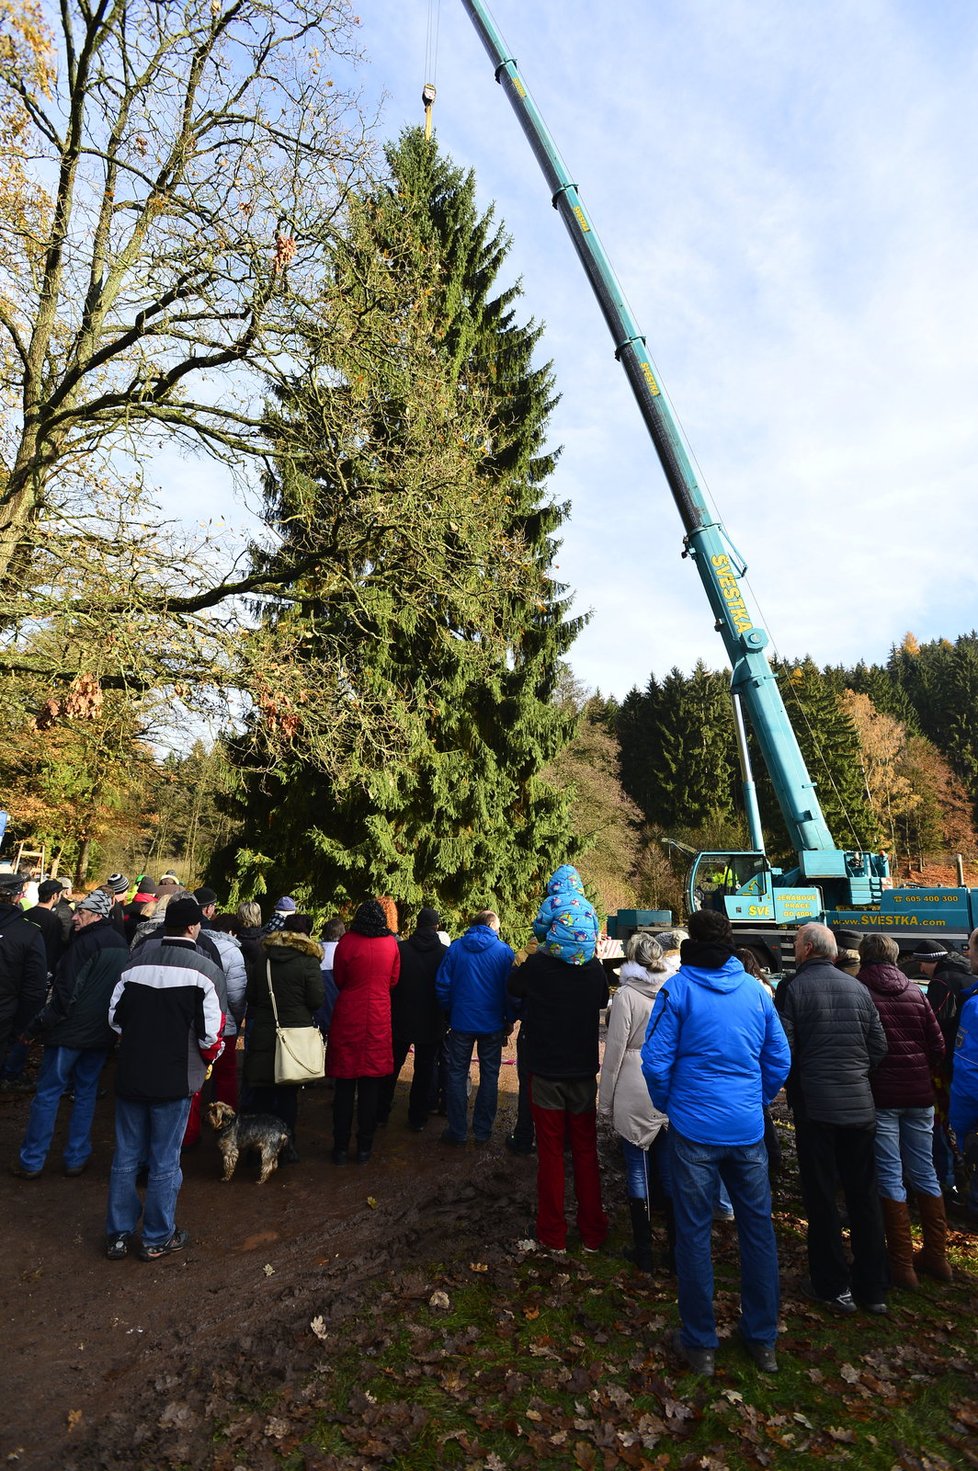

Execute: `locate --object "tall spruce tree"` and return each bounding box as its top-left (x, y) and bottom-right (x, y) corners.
top-left (218, 130), bottom-right (583, 927)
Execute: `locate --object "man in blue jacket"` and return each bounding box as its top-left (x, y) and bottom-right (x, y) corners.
top-left (435, 909), bottom-right (514, 1146)
top-left (642, 908), bottom-right (790, 1377)
top-left (950, 928), bottom-right (978, 1212)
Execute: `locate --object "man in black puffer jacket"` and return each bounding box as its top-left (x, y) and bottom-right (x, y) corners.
top-left (377, 907), bottom-right (448, 1131)
top-left (11, 888), bottom-right (129, 1178)
top-left (777, 922), bottom-right (888, 1316)
top-left (0, 872), bottom-right (48, 1087)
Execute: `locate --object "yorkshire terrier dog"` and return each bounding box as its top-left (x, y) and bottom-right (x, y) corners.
top-left (207, 1101), bottom-right (291, 1184)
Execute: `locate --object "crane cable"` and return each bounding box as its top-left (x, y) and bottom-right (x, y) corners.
top-left (423, 0), bottom-right (441, 138)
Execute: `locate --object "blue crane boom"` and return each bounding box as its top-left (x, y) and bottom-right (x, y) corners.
top-left (459, 3), bottom-right (978, 958)
top-left (459, 0), bottom-right (848, 870)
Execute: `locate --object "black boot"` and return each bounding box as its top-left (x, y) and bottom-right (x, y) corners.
top-left (623, 1196), bottom-right (654, 1272)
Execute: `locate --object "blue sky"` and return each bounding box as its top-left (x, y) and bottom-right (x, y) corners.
top-left (172, 1), bottom-right (978, 698)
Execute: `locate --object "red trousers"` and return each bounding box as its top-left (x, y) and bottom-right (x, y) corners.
top-left (531, 1082), bottom-right (608, 1251)
top-left (182, 1038), bottom-right (240, 1147)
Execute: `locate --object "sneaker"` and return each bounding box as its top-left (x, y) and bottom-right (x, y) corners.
top-left (855, 1297), bottom-right (888, 1316)
top-left (331, 1148), bottom-right (349, 1166)
top-left (670, 1328), bottom-right (715, 1377)
top-left (63, 1159), bottom-right (89, 1177)
top-left (138, 1227), bottom-right (189, 1262)
top-left (355, 1149), bottom-right (372, 1164)
top-left (439, 1129), bottom-right (466, 1146)
top-left (737, 1328), bottom-right (778, 1373)
top-left (9, 1160), bottom-right (42, 1180)
top-left (801, 1280), bottom-right (856, 1315)
top-left (105, 1232), bottom-right (131, 1261)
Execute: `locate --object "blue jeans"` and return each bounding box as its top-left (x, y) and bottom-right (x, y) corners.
top-left (106, 1095), bottom-right (192, 1246)
top-left (19, 1046), bottom-right (107, 1172)
top-left (875, 1106), bottom-right (940, 1199)
top-left (444, 1029), bottom-right (505, 1142)
top-left (669, 1128), bottom-right (780, 1351)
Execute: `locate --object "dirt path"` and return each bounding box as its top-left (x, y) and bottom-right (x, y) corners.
top-left (0, 1050), bottom-right (532, 1471)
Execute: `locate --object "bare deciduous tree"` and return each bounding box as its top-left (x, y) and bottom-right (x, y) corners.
top-left (0, 0), bottom-right (367, 591)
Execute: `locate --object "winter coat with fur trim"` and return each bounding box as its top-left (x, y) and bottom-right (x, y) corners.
top-left (326, 930), bottom-right (399, 1078)
top-left (598, 960), bottom-right (669, 1148)
top-left (244, 931), bottom-right (325, 1090)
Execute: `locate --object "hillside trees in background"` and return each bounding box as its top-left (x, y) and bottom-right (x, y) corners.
top-left (887, 632), bottom-right (978, 823)
top-left (615, 646), bottom-right (978, 881)
top-left (215, 131), bottom-right (583, 926)
top-left (539, 680), bottom-right (679, 919)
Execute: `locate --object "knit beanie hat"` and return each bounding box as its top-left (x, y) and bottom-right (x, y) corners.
top-left (274, 896), bottom-right (297, 914)
top-left (351, 898), bottom-right (392, 938)
top-left (532, 864), bottom-right (599, 965)
top-left (78, 888), bottom-right (113, 917)
top-left (106, 873), bottom-right (129, 895)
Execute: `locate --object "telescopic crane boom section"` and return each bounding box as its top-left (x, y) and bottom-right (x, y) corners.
top-left (459, 0), bottom-right (866, 880)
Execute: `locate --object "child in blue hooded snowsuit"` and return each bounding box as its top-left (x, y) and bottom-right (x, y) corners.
top-left (509, 865), bottom-right (608, 1251)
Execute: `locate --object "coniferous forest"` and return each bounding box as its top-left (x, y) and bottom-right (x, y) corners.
top-left (1, 11), bottom-right (975, 931)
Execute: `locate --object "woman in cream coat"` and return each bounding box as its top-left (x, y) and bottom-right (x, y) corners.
top-left (599, 930), bottom-right (674, 1271)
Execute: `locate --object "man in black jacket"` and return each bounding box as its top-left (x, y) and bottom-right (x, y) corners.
top-left (377, 907), bottom-right (447, 1132)
top-left (0, 872), bottom-right (47, 1091)
top-left (105, 896), bottom-right (224, 1261)
top-left (777, 922), bottom-right (888, 1315)
top-left (11, 888), bottom-right (128, 1178)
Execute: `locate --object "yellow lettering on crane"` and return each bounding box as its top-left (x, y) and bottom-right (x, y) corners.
top-left (640, 361), bottom-right (661, 396)
top-left (572, 205), bottom-right (591, 234)
top-left (706, 554), bottom-right (753, 632)
top-left (512, 75), bottom-right (527, 98)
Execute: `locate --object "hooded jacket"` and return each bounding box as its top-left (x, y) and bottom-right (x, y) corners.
top-left (532, 864), bottom-right (599, 965)
top-left (641, 953), bottom-right (790, 1147)
top-left (777, 955), bottom-right (887, 1126)
top-left (949, 977), bottom-right (978, 1142)
top-left (244, 930), bottom-right (325, 1089)
top-left (598, 960), bottom-right (669, 1147)
top-left (326, 929), bottom-right (399, 1079)
top-left (857, 962), bottom-right (945, 1109)
top-left (393, 928), bottom-right (448, 1044)
top-left (436, 925), bottom-right (515, 1034)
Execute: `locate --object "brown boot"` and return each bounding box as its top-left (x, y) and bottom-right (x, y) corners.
top-left (880, 1197), bottom-right (918, 1289)
top-left (914, 1192), bottom-right (952, 1282)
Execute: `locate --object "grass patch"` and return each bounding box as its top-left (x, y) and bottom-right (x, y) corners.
top-left (214, 1170), bottom-right (978, 1470)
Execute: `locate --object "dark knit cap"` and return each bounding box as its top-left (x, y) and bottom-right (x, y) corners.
top-left (165, 896), bottom-right (203, 931)
top-left (106, 873), bottom-right (129, 895)
top-left (914, 938), bottom-right (949, 960)
top-left (416, 906), bottom-right (441, 930)
top-left (831, 928), bottom-right (863, 952)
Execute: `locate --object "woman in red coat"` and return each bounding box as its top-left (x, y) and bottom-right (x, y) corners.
top-left (327, 899), bottom-right (399, 1164)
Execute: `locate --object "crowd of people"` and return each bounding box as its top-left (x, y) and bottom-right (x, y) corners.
top-left (1, 862), bottom-right (976, 1375)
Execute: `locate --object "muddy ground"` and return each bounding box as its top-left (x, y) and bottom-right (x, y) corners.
top-left (1, 1047), bottom-right (536, 1471)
